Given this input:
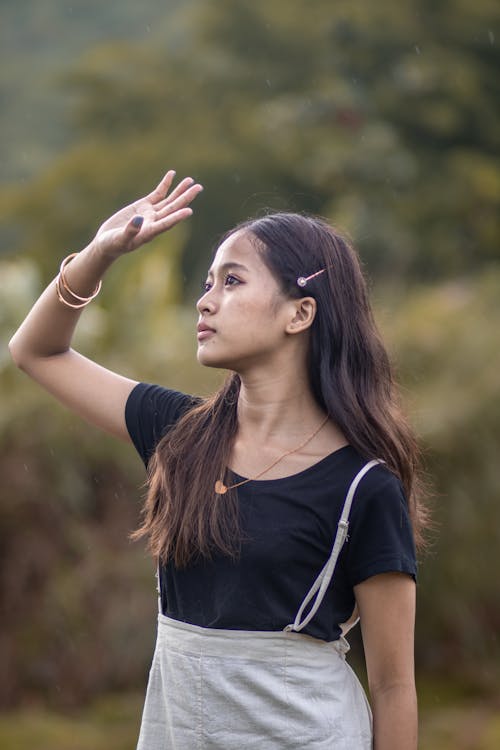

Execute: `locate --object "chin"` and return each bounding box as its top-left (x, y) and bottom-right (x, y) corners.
top-left (197, 348), bottom-right (230, 369)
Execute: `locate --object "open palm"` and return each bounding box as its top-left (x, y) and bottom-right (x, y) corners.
top-left (93, 170), bottom-right (203, 257)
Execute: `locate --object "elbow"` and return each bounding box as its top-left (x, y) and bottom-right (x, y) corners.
top-left (9, 333), bottom-right (70, 372)
top-left (8, 332), bottom-right (33, 372)
top-left (8, 334), bottom-right (24, 369)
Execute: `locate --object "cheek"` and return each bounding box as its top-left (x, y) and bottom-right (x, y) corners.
top-left (238, 309), bottom-right (286, 353)
top-left (234, 304), bottom-right (281, 341)
top-left (231, 288), bottom-right (282, 321)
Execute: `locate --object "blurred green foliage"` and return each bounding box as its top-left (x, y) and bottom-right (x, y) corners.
top-left (0, 694), bottom-right (142, 750)
top-left (2, 0), bottom-right (498, 285)
top-left (1, 0), bottom-right (499, 726)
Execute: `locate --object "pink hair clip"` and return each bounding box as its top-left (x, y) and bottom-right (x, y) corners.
top-left (296, 267), bottom-right (330, 288)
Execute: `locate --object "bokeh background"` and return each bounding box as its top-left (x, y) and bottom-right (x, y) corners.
top-left (1, 1), bottom-right (499, 748)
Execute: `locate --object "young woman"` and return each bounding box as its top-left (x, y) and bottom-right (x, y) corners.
top-left (10, 170), bottom-right (424, 749)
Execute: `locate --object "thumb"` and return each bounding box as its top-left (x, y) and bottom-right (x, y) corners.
top-left (127, 215), bottom-right (144, 234)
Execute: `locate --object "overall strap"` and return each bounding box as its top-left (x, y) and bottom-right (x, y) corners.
top-left (284, 459), bottom-right (381, 633)
top-left (156, 562), bottom-right (162, 614)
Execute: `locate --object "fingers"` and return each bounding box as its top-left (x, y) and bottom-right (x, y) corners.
top-left (160, 176), bottom-right (197, 205)
top-left (150, 207), bottom-right (194, 236)
top-left (125, 205), bottom-right (195, 249)
top-left (146, 171), bottom-right (203, 209)
top-left (118, 173), bottom-right (202, 251)
top-left (155, 182), bottom-right (203, 221)
top-left (146, 170), bottom-right (177, 205)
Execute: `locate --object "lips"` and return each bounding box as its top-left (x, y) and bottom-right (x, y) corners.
top-left (197, 321), bottom-right (216, 334)
top-left (197, 321), bottom-right (216, 339)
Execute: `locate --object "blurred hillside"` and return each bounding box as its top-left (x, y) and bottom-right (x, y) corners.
top-left (1, 0), bottom-right (499, 722)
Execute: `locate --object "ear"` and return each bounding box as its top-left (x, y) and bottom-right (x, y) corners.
top-left (285, 296), bottom-right (317, 335)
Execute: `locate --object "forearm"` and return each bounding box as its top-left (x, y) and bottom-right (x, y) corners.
top-left (9, 242), bottom-right (114, 366)
top-left (371, 682), bottom-right (418, 750)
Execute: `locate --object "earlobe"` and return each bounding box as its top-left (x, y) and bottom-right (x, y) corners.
top-left (285, 297), bottom-right (317, 335)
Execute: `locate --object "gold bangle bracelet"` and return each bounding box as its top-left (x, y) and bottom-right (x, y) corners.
top-left (59, 252), bottom-right (102, 303)
top-left (55, 275), bottom-right (96, 309)
top-left (55, 252), bottom-right (103, 309)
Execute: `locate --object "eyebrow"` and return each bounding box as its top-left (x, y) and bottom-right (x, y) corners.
top-left (206, 262), bottom-right (249, 277)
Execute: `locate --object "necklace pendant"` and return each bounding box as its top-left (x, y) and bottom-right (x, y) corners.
top-left (214, 480), bottom-right (228, 495)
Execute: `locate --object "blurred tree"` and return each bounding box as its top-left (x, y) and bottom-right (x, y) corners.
top-left (1, 0), bottom-right (498, 287)
top-left (379, 269), bottom-right (500, 690)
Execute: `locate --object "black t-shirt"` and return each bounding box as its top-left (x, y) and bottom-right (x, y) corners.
top-left (126, 382), bottom-right (417, 642)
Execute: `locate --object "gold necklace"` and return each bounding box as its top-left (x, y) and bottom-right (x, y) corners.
top-left (214, 415), bottom-right (329, 495)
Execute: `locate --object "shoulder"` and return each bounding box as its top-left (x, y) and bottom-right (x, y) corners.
top-left (347, 460), bottom-right (410, 533)
top-left (330, 450), bottom-right (406, 510)
top-left (125, 382), bottom-right (202, 466)
top-left (341, 455), bottom-right (417, 585)
top-left (354, 461), bottom-right (405, 503)
top-left (334, 451), bottom-right (405, 507)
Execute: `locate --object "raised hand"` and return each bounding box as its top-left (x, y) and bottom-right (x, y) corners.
top-left (93, 170), bottom-right (203, 258)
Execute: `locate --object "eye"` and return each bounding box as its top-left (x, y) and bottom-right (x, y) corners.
top-left (201, 280), bottom-right (212, 292)
top-left (224, 274), bottom-right (240, 287)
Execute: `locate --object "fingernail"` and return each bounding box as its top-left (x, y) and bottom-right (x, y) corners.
top-left (132, 216), bottom-right (144, 228)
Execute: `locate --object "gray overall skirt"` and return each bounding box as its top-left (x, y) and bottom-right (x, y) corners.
top-left (136, 462), bottom-right (378, 749)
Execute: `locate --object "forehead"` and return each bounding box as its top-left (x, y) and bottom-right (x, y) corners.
top-left (209, 230), bottom-right (268, 274)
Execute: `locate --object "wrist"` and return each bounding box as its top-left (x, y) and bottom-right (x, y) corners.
top-left (86, 238), bottom-right (120, 266)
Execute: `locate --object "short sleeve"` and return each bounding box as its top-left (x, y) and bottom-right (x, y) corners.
top-left (125, 382), bottom-right (200, 467)
top-left (345, 466), bottom-right (417, 587)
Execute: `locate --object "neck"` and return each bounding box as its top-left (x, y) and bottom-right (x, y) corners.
top-left (236, 366), bottom-right (325, 440)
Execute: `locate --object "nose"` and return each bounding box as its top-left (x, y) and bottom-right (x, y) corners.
top-left (196, 288), bottom-right (217, 315)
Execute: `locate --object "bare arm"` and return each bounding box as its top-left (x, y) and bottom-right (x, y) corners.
top-left (355, 572), bottom-right (417, 750)
top-left (9, 170), bottom-right (203, 441)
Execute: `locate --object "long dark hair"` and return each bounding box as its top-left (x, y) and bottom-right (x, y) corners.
top-left (133, 212), bottom-right (428, 566)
